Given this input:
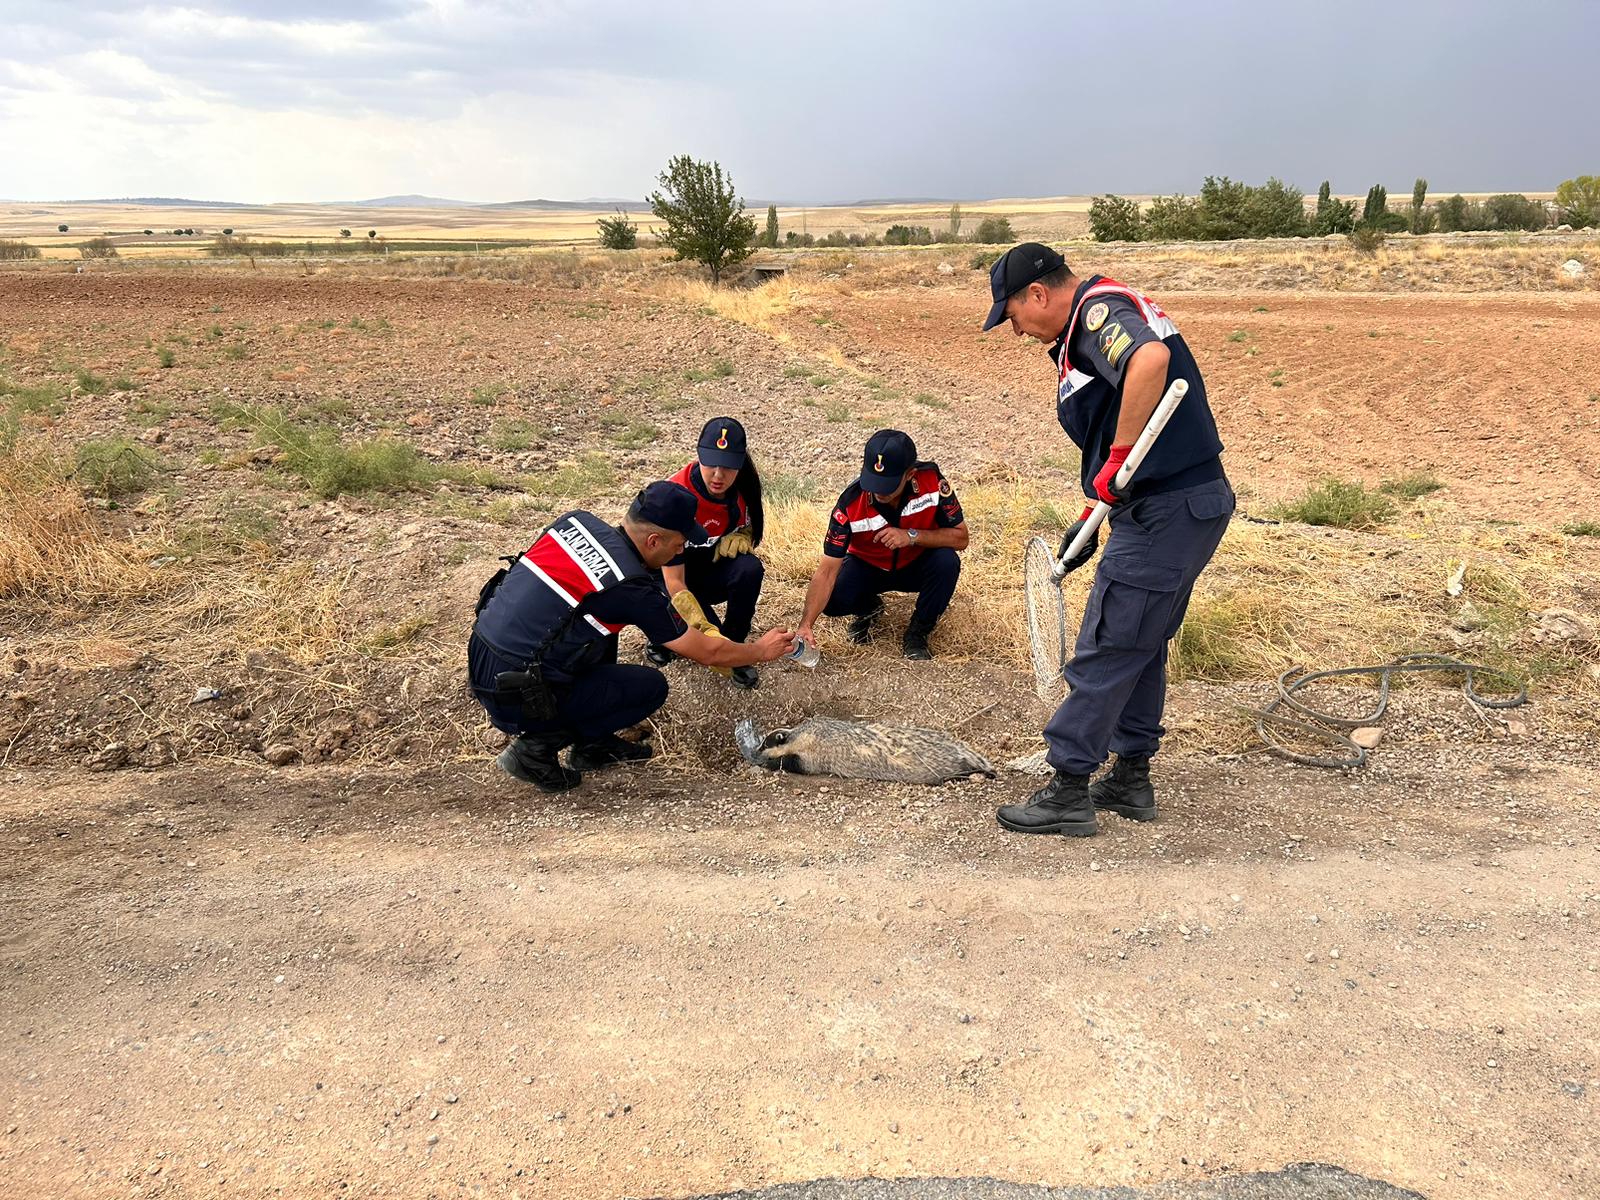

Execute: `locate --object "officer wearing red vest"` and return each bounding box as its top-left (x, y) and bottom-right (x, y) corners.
top-left (981, 243), bottom-right (1234, 837)
top-left (646, 417), bottom-right (767, 689)
top-left (794, 430), bottom-right (969, 659)
top-left (469, 482), bottom-right (795, 792)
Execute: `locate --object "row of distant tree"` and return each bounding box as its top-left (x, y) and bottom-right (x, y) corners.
top-left (597, 155), bottom-right (1025, 281)
top-left (1087, 176), bottom-right (1600, 243)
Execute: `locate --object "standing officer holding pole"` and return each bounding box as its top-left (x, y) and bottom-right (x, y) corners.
top-left (982, 244), bottom-right (1234, 836)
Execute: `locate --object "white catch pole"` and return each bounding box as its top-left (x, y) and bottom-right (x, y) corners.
top-left (1052, 378), bottom-right (1188, 582)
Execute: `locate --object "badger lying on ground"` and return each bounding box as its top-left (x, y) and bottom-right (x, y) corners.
top-left (735, 716), bottom-right (994, 785)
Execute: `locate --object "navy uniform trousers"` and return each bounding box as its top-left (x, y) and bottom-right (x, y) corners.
top-left (1044, 478), bottom-right (1234, 775)
top-left (822, 547), bottom-right (961, 626)
top-left (468, 634), bottom-right (668, 741)
top-left (684, 552), bottom-right (764, 643)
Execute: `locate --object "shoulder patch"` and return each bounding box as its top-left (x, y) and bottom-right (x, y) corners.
top-left (1084, 302), bottom-right (1109, 332)
top-left (939, 479), bottom-right (953, 497)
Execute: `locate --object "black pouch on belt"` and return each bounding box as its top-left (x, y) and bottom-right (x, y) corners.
top-left (494, 664), bottom-right (558, 722)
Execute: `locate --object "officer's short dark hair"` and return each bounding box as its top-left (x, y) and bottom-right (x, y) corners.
top-left (1037, 264), bottom-right (1070, 290)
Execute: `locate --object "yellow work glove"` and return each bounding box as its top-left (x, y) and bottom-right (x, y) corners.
top-left (712, 527), bottom-right (754, 561)
top-left (670, 590), bottom-right (732, 677)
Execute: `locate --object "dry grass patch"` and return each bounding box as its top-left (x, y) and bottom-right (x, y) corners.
top-left (0, 437), bottom-right (162, 605)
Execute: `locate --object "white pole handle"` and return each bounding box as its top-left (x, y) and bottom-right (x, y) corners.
top-left (1052, 378), bottom-right (1188, 581)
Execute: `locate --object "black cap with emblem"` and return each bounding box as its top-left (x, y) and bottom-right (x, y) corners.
top-left (696, 416), bottom-right (748, 469)
top-left (982, 242), bottom-right (1067, 331)
top-left (860, 429), bottom-right (917, 493)
top-left (629, 481), bottom-right (710, 543)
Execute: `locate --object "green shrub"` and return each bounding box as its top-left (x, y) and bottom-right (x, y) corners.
top-left (684, 358), bottom-right (735, 382)
top-left (968, 249), bottom-right (996, 270)
top-left (73, 369), bottom-right (109, 395)
top-left (1270, 479), bottom-right (1395, 529)
top-left (1348, 226), bottom-right (1386, 254)
top-left (74, 438), bottom-right (161, 498)
top-left (0, 239), bottom-right (41, 260)
top-left (1561, 520), bottom-right (1600, 537)
top-left (883, 224), bottom-right (934, 245)
top-left (218, 403), bottom-right (442, 498)
top-left (596, 210), bottom-right (638, 250)
top-left (1142, 193), bottom-right (1203, 240)
top-left (156, 346), bottom-right (175, 368)
top-left (970, 215), bottom-right (1016, 244)
top-left (1088, 194), bottom-right (1143, 242)
top-left (1378, 471), bottom-right (1444, 499)
top-left (79, 237), bottom-right (118, 260)
top-left (490, 419), bottom-right (539, 452)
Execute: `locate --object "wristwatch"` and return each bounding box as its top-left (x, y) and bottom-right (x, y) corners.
top-left (907, 529), bottom-right (920, 542)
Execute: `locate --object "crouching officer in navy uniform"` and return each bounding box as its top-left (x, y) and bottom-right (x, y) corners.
top-left (983, 243), bottom-right (1234, 836)
top-left (794, 430), bottom-right (969, 660)
top-left (469, 482), bottom-right (796, 793)
top-left (646, 417), bottom-right (768, 690)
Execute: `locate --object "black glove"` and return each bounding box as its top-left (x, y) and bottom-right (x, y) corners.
top-left (1057, 515), bottom-right (1099, 576)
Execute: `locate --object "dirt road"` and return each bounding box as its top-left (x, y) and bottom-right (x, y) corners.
top-left (4, 724), bottom-right (1595, 1200)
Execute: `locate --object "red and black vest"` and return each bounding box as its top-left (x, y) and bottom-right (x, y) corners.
top-left (670, 461), bottom-right (747, 551)
top-left (837, 465), bottom-right (946, 572)
top-left (473, 511), bottom-right (656, 682)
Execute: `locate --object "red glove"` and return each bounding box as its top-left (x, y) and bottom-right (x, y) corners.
top-left (1093, 444), bottom-right (1133, 505)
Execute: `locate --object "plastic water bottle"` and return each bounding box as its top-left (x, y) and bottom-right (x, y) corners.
top-left (788, 636), bottom-right (821, 669)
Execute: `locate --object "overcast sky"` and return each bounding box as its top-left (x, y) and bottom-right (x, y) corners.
top-left (0, 0), bottom-right (1591, 204)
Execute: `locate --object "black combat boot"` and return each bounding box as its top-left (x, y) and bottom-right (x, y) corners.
top-left (497, 732), bottom-right (581, 793)
top-left (996, 770), bottom-right (1097, 836)
top-left (1090, 755), bottom-right (1157, 822)
top-left (644, 644), bottom-right (675, 667)
top-left (846, 600), bottom-right (885, 645)
top-left (731, 665), bottom-right (760, 690)
top-left (901, 617), bottom-right (936, 660)
top-left (568, 733), bottom-right (654, 772)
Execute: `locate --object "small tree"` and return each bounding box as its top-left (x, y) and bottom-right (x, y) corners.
top-left (764, 204), bottom-right (779, 249)
top-left (1554, 176), bottom-right (1599, 228)
top-left (1409, 178), bottom-right (1434, 234)
top-left (970, 215), bottom-right (1015, 244)
top-left (1483, 193), bottom-right (1547, 231)
top-left (647, 155), bottom-right (758, 284)
top-left (1313, 182), bottom-right (1356, 234)
top-left (1088, 194), bottom-right (1143, 242)
top-left (1436, 194), bottom-right (1470, 232)
top-left (1362, 184), bottom-right (1388, 227)
top-left (368, 229), bottom-right (377, 239)
top-left (596, 210), bottom-right (638, 250)
top-left (222, 227), bottom-right (234, 236)
top-left (143, 229), bottom-right (153, 236)
top-left (948, 202), bottom-right (963, 239)
top-left (57, 224), bottom-right (68, 233)
top-left (80, 237), bottom-right (118, 259)
top-left (340, 228), bottom-right (352, 238)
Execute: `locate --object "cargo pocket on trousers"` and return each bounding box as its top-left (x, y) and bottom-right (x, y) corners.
top-left (1093, 557), bottom-right (1184, 652)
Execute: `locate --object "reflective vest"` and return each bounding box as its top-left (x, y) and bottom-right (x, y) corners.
top-left (472, 511), bottom-right (657, 682)
top-left (838, 464), bottom-right (946, 572)
top-left (670, 461), bottom-right (747, 551)
top-left (1052, 276), bottom-right (1223, 499)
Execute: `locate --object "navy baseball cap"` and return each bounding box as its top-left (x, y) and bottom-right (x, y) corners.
top-left (860, 429), bottom-right (917, 493)
top-left (982, 242), bottom-right (1066, 330)
top-left (697, 416), bottom-right (748, 469)
top-left (630, 481), bottom-right (709, 542)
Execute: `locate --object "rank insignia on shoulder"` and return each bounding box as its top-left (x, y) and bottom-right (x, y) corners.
top-left (1084, 302), bottom-right (1109, 332)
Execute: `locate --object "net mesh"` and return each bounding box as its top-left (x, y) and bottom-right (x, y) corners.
top-left (1024, 536), bottom-right (1068, 703)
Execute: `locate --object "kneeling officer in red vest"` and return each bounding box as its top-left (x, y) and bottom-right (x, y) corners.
top-left (469, 482), bottom-right (796, 792)
top-left (794, 430), bottom-right (970, 659)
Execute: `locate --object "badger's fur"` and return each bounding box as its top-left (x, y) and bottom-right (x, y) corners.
top-left (735, 716), bottom-right (994, 785)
